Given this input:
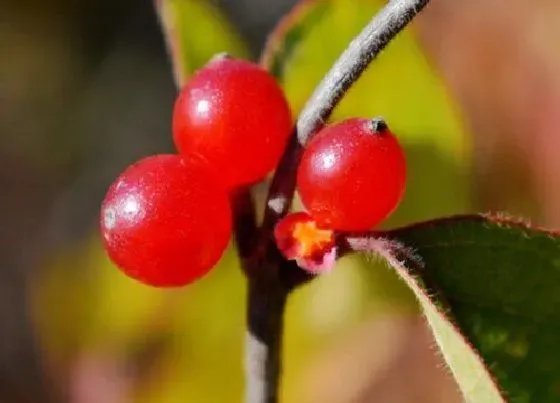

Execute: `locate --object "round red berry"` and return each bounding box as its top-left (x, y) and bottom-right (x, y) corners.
top-left (100, 154), bottom-right (232, 287)
top-left (296, 118), bottom-right (406, 231)
top-left (172, 56), bottom-right (292, 188)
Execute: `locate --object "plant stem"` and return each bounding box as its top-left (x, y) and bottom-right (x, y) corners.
top-left (231, 189), bottom-right (258, 260)
top-left (243, 0), bottom-right (432, 402)
top-left (262, 0), bottom-right (431, 230)
top-left (245, 281), bottom-right (288, 403)
top-left (296, 0), bottom-right (431, 145)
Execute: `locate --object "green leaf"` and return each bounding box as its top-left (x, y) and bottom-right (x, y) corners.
top-left (361, 215), bottom-right (560, 402)
top-left (154, 0), bottom-right (248, 86)
top-left (262, 0), bottom-right (472, 225)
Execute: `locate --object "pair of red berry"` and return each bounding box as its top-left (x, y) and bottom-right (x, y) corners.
top-left (100, 56), bottom-right (406, 287)
top-left (101, 57), bottom-right (291, 287)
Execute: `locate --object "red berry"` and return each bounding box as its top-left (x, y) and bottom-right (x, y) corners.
top-left (297, 118), bottom-right (406, 231)
top-left (172, 56), bottom-right (292, 188)
top-left (100, 154), bottom-right (232, 287)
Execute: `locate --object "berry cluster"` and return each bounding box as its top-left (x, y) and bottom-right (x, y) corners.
top-left (100, 55), bottom-right (407, 287)
top-left (101, 56), bottom-right (292, 287)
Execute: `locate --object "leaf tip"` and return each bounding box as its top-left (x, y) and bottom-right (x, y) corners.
top-left (260, 0), bottom-right (321, 69)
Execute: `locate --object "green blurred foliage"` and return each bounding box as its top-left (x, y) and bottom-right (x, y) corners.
top-left (33, 0), bottom-right (473, 401)
top-left (155, 0), bottom-right (249, 85)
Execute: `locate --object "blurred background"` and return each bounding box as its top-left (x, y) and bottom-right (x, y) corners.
top-left (2, 0), bottom-right (560, 402)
